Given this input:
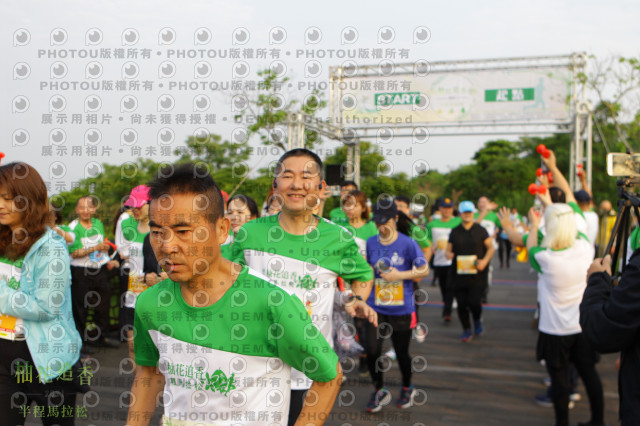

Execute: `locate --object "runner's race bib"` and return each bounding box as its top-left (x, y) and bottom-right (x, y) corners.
top-left (374, 278), bottom-right (404, 306)
top-left (0, 260), bottom-right (24, 340)
top-left (457, 255), bottom-right (478, 275)
top-left (436, 237), bottom-right (448, 251)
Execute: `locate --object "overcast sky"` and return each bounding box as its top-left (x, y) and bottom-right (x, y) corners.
top-left (1, 0), bottom-right (638, 194)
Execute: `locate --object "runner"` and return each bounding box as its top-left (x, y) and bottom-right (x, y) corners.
top-left (329, 180), bottom-right (358, 225)
top-left (342, 190), bottom-right (378, 257)
top-left (128, 162), bottom-right (342, 426)
top-left (222, 194), bottom-right (259, 260)
top-left (68, 195), bottom-right (119, 349)
top-left (362, 199), bottom-right (429, 412)
top-left (446, 201), bottom-right (494, 342)
top-left (119, 185), bottom-right (153, 364)
top-left (426, 198), bottom-right (462, 322)
top-left (0, 162), bottom-right (84, 425)
top-left (526, 190), bottom-right (604, 426)
top-left (231, 149), bottom-right (376, 425)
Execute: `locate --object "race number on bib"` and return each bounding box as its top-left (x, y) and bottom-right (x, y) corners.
top-left (374, 278), bottom-right (404, 306)
top-left (457, 255), bottom-right (478, 275)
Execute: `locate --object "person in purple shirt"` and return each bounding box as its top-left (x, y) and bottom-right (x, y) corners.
top-left (360, 199), bottom-right (430, 413)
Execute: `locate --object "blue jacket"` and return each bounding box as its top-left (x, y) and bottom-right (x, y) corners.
top-left (0, 227), bottom-right (81, 383)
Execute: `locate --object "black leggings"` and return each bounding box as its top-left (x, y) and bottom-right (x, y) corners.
top-left (538, 332), bottom-right (604, 426)
top-left (433, 266), bottom-right (454, 316)
top-left (0, 340), bottom-right (77, 426)
top-left (498, 237), bottom-right (512, 267)
top-left (358, 313), bottom-right (413, 389)
top-left (71, 265), bottom-right (111, 342)
top-left (454, 282), bottom-right (486, 330)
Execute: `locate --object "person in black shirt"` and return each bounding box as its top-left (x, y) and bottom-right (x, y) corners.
top-left (446, 200), bottom-right (495, 342)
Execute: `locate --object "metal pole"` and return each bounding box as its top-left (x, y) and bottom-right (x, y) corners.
top-left (587, 110), bottom-right (593, 190)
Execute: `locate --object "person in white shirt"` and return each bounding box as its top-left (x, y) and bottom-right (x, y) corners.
top-left (527, 168), bottom-right (604, 426)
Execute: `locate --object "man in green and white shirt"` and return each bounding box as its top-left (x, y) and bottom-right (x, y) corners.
top-left (68, 196), bottom-right (117, 347)
top-left (426, 198), bottom-right (462, 321)
top-left (129, 162), bottom-right (342, 426)
top-left (232, 149), bottom-right (376, 424)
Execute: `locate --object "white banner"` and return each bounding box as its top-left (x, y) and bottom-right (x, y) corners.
top-left (339, 67), bottom-right (573, 126)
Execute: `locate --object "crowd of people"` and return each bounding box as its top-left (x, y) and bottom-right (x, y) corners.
top-left (0, 146), bottom-right (636, 425)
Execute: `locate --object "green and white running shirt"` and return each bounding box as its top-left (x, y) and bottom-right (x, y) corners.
top-left (231, 214), bottom-right (373, 390)
top-left (120, 216), bottom-right (149, 308)
top-left (342, 220), bottom-right (378, 258)
top-left (426, 217), bottom-right (463, 266)
top-left (134, 265), bottom-right (338, 426)
top-left (68, 218), bottom-right (109, 268)
top-left (0, 256), bottom-right (24, 340)
top-left (475, 211), bottom-right (501, 249)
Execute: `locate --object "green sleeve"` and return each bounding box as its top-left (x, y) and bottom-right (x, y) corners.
top-left (410, 224), bottom-right (431, 249)
top-left (631, 228), bottom-right (640, 252)
top-left (568, 202), bottom-right (585, 219)
top-left (338, 237), bottom-right (374, 282)
top-left (133, 289), bottom-right (161, 367)
top-left (522, 230), bottom-right (544, 247)
top-left (425, 223), bottom-right (433, 241)
top-left (528, 246), bottom-right (544, 273)
top-left (230, 228), bottom-right (247, 265)
top-left (67, 224), bottom-right (82, 254)
top-left (275, 293), bottom-right (338, 383)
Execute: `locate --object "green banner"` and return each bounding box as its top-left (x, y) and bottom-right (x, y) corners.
top-left (485, 88), bottom-right (534, 102)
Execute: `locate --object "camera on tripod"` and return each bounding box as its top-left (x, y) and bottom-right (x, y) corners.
top-left (604, 153), bottom-right (640, 278)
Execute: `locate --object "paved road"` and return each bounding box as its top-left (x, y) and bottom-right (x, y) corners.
top-left (26, 256), bottom-right (620, 425)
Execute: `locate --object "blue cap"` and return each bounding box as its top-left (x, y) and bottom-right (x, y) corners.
top-left (459, 200), bottom-right (476, 213)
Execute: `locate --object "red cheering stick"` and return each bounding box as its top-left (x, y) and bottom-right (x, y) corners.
top-left (104, 238), bottom-right (117, 251)
top-left (577, 164), bottom-right (584, 177)
top-left (0, 152), bottom-right (5, 165)
top-left (536, 167), bottom-right (543, 177)
top-left (547, 171), bottom-right (554, 184)
top-left (536, 144), bottom-right (550, 158)
top-left (528, 183), bottom-right (547, 195)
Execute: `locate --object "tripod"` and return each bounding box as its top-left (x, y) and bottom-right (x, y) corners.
top-left (604, 177), bottom-right (640, 278)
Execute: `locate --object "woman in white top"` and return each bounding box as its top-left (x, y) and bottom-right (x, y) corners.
top-left (527, 198), bottom-right (604, 426)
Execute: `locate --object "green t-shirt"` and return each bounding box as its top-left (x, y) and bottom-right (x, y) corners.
top-left (0, 256), bottom-right (25, 340)
top-left (68, 218), bottom-right (109, 268)
top-left (328, 207), bottom-right (349, 225)
top-left (342, 220), bottom-right (378, 258)
top-left (426, 217), bottom-right (463, 266)
top-left (134, 265), bottom-right (338, 424)
top-left (475, 211), bottom-right (501, 236)
top-left (231, 214), bottom-right (373, 389)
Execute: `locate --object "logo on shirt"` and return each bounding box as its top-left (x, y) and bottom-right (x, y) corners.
top-left (296, 274), bottom-right (318, 290)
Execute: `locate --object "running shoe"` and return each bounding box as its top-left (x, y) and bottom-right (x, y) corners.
top-left (397, 385), bottom-right (416, 409)
top-left (461, 329), bottom-right (473, 342)
top-left (366, 388), bottom-right (392, 413)
top-left (474, 319), bottom-right (484, 336)
top-left (535, 394), bottom-right (574, 409)
top-left (414, 324), bottom-right (427, 343)
top-left (384, 348), bottom-right (397, 360)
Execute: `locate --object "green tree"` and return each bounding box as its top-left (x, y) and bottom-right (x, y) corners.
top-left (234, 69), bottom-right (327, 152)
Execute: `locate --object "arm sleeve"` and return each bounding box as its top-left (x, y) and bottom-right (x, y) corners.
top-left (0, 236), bottom-right (70, 321)
top-left (274, 293), bottom-right (338, 383)
top-left (580, 258), bottom-right (640, 353)
top-left (410, 226), bottom-right (431, 249)
top-left (133, 292), bottom-right (161, 366)
top-left (337, 235), bottom-right (374, 282)
top-left (528, 247), bottom-right (544, 273)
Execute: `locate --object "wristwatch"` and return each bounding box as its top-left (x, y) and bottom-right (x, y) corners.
top-left (347, 294), bottom-right (364, 303)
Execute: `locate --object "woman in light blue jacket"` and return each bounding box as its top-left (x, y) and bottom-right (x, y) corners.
top-left (0, 162), bottom-right (83, 425)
